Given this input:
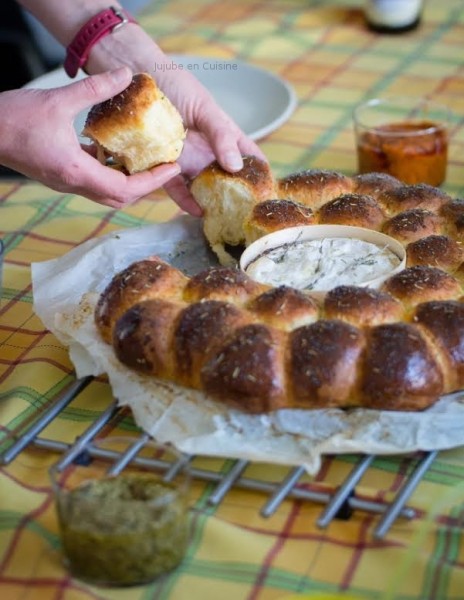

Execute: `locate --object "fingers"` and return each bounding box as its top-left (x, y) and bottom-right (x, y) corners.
top-left (84, 165), bottom-right (202, 214)
top-left (193, 100), bottom-right (267, 173)
top-left (156, 67), bottom-right (268, 175)
top-left (79, 137), bottom-right (201, 213)
top-left (209, 125), bottom-right (262, 171)
top-left (163, 175), bottom-right (203, 216)
top-left (53, 67), bottom-right (266, 209)
top-left (59, 153), bottom-right (181, 208)
top-left (177, 131), bottom-right (215, 179)
top-left (59, 67), bottom-right (133, 117)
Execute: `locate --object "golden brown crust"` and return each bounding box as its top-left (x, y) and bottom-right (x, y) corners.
top-left (190, 155), bottom-right (277, 264)
top-left (406, 235), bottom-right (464, 271)
top-left (191, 155), bottom-right (276, 212)
top-left (360, 323), bottom-right (444, 410)
top-left (382, 266), bottom-right (462, 307)
top-left (317, 193), bottom-right (386, 229)
top-left (174, 300), bottom-right (254, 388)
top-left (324, 286), bottom-right (404, 326)
top-left (83, 73), bottom-right (185, 173)
top-left (247, 286), bottom-right (319, 330)
top-left (352, 172), bottom-right (402, 196)
top-left (382, 208), bottom-right (443, 244)
top-left (244, 199), bottom-right (315, 243)
top-left (440, 198), bottom-right (464, 220)
top-left (440, 199), bottom-right (464, 240)
top-left (183, 266), bottom-right (268, 304)
top-left (278, 169), bottom-right (354, 211)
top-left (413, 301), bottom-right (464, 390)
top-left (85, 73), bottom-right (155, 134)
top-left (377, 184), bottom-right (451, 216)
top-left (95, 257), bottom-right (188, 343)
top-left (194, 155), bottom-right (275, 191)
top-left (102, 258), bottom-right (464, 413)
top-left (113, 299), bottom-right (185, 379)
top-left (289, 320), bottom-right (365, 408)
top-left (201, 324), bottom-right (287, 413)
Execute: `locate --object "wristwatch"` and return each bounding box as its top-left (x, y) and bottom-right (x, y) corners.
top-left (64, 6), bottom-right (137, 78)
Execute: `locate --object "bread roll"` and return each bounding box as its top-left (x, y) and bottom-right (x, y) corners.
top-left (113, 299), bottom-right (185, 379)
top-left (83, 72), bottom-right (186, 173)
top-left (183, 265), bottom-right (268, 304)
top-left (244, 199), bottom-right (315, 245)
top-left (289, 320), bottom-right (365, 408)
top-left (174, 301), bottom-right (255, 389)
top-left (317, 193), bottom-right (386, 229)
top-left (202, 323), bottom-right (288, 413)
top-left (413, 300), bottom-right (464, 391)
top-left (190, 155), bottom-right (277, 266)
top-left (376, 183), bottom-right (451, 216)
top-left (352, 172), bottom-right (402, 196)
top-left (248, 286), bottom-right (319, 330)
top-left (406, 235), bottom-right (464, 271)
top-left (382, 208), bottom-right (443, 244)
top-left (278, 169), bottom-right (354, 211)
top-left (323, 286), bottom-right (404, 326)
top-left (440, 199), bottom-right (464, 240)
top-left (95, 256), bottom-right (188, 343)
top-left (360, 323), bottom-right (444, 411)
top-left (381, 266), bottom-right (461, 309)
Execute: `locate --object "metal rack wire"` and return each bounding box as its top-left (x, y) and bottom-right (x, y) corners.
top-left (0, 375), bottom-right (437, 540)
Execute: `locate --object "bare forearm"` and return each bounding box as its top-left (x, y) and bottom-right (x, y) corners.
top-left (15, 0), bottom-right (262, 204)
top-left (17, 0), bottom-right (168, 74)
top-left (17, 0), bottom-right (120, 45)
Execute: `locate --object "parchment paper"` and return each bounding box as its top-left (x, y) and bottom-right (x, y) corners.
top-left (32, 216), bottom-right (464, 474)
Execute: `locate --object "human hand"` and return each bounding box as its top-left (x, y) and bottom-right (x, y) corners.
top-left (0, 67), bottom-right (184, 211)
top-left (160, 70), bottom-right (267, 210)
top-left (85, 26), bottom-right (267, 210)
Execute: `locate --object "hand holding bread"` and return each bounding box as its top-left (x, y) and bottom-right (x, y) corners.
top-left (0, 68), bottom-right (181, 209)
top-left (83, 72), bottom-right (186, 174)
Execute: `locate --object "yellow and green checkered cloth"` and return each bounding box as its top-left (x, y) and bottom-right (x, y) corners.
top-left (1, 1), bottom-right (464, 598)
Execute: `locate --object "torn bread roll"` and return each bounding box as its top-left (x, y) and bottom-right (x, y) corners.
top-left (83, 72), bottom-right (186, 173)
top-left (190, 155), bottom-right (278, 265)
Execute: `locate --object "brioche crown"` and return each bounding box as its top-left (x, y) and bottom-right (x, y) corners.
top-left (95, 159), bottom-right (464, 413)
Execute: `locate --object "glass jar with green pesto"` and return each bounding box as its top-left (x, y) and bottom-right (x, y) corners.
top-left (50, 439), bottom-right (191, 587)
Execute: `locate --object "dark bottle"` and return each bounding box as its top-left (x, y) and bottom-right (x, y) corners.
top-left (365, 0), bottom-right (423, 34)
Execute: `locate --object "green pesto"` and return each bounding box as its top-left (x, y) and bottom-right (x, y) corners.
top-left (57, 473), bottom-right (189, 586)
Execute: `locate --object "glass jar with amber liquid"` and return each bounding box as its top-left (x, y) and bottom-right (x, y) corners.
top-left (353, 97), bottom-right (450, 186)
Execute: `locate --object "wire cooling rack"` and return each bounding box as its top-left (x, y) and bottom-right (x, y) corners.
top-left (0, 375), bottom-right (438, 540)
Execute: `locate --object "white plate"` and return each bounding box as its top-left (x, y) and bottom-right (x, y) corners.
top-left (25, 55), bottom-right (297, 142)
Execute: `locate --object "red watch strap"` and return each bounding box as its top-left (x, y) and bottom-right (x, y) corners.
top-left (64, 6), bottom-right (137, 78)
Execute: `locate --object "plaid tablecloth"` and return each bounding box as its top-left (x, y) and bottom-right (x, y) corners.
top-left (1, 1), bottom-right (464, 599)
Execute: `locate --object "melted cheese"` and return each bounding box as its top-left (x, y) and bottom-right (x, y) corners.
top-left (245, 237), bottom-right (401, 291)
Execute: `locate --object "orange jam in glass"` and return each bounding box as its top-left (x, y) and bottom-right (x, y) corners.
top-left (356, 120), bottom-right (448, 186)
